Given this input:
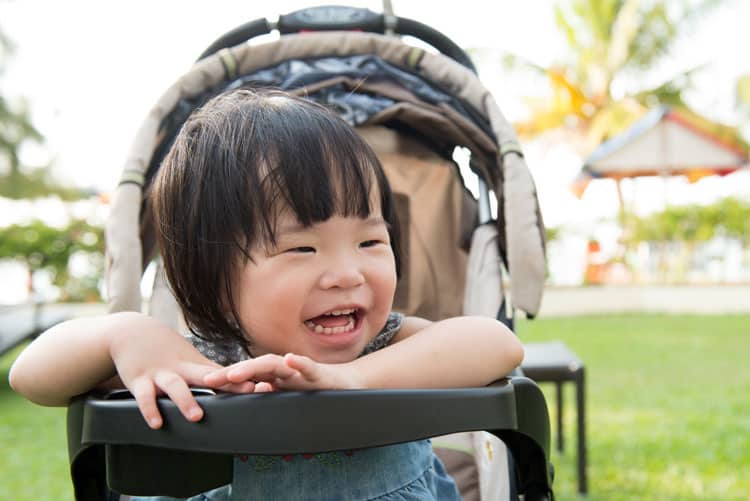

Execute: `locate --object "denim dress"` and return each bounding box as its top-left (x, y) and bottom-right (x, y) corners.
top-left (131, 313), bottom-right (461, 501)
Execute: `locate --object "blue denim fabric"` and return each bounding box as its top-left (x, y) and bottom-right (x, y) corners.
top-left (131, 439), bottom-right (460, 500)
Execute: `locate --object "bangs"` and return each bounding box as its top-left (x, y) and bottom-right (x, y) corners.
top-left (245, 96), bottom-right (385, 248)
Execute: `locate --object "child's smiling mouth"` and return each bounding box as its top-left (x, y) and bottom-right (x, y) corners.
top-left (304, 308), bottom-right (361, 335)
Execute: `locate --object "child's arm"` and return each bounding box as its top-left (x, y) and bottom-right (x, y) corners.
top-left (345, 316), bottom-right (523, 388)
top-left (205, 316), bottom-right (523, 391)
top-left (9, 312), bottom-right (254, 428)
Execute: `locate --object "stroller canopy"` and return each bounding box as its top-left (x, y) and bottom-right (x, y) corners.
top-left (106, 31), bottom-right (546, 320)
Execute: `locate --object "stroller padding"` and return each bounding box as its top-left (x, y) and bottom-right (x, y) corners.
top-left (68, 378), bottom-right (551, 498)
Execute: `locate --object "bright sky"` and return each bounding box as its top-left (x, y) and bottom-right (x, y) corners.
top-left (2, 0), bottom-right (749, 232)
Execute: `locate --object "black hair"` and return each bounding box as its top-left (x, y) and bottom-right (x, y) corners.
top-left (152, 88), bottom-right (401, 346)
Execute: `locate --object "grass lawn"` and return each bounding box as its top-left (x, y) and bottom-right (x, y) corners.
top-left (1, 314), bottom-right (748, 500)
top-left (517, 314), bottom-right (750, 500)
top-left (0, 345), bottom-right (70, 500)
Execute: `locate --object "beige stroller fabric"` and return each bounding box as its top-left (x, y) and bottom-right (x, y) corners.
top-left (432, 222), bottom-right (513, 500)
top-left (463, 224), bottom-right (505, 318)
top-left (433, 431), bottom-right (510, 501)
top-left (356, 126), bottom-right (473, 320)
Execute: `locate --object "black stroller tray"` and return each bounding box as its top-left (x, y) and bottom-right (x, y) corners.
top-left (68, 377), bottom-right (552, 499)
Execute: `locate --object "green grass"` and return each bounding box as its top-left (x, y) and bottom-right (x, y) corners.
top-left (1, 314), bottom-right (748, 500)
top-left (1, 345), bottom-right (71, 500)
top-left (517, 314), bottom-right (750, 500)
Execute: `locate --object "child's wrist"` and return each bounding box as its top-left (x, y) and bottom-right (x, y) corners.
top-left (341, 361), bottom-right (367, 390)
top-left (106, 312), bottom-right (161, 359)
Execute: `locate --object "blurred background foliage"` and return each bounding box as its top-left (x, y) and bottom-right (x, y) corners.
top-left (0, 219), bottom-right (104, 302)
top-left (506, 0), bottom-right (728, 153)
top-left (1, 25), bottom-right (104, 303)
top-left (0, 27), bottom-right (80, 200)
top-left (629, 197), bottom-right (750, 245)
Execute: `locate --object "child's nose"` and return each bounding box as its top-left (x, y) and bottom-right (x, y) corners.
top-left (319, 260), bottom-right (366, 290)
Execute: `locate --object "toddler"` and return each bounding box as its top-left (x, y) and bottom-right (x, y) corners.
top-left (10, 89), bottom-right (523, 500)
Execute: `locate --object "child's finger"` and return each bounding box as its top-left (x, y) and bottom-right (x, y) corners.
top-left (179, 361), bottom-right (224, 386)
top-left (130, 379), bottom-right (162, 429)
top-left (221, 356), bottom-right (298, 384)
top-left (202, 367), bottom-right (231, 387)
top-left (218, 381), bottom-right (256, 394)
top-left (153, 371), bottom-right (203, 423)
top-left (283, 353), bottom-right (320, 382)
top-left (254, 381), bottom-right (276, 393)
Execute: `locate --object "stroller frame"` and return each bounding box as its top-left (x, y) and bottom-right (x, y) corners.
top-left (68, 5), bottom-right (552, 500)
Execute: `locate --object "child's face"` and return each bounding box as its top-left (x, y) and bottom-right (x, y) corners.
top-left (233, 209), bottom-right (397, 363)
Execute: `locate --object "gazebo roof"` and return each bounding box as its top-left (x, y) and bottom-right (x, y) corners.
top-left (582, 106), bottom-right (747, 179)
top-left (571, 106), bottom-right (748, 198)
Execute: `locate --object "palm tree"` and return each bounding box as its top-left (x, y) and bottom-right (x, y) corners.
top-left (509, 0), bottom-right (725, 153)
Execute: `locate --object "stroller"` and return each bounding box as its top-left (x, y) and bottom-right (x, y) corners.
top-left (67, 5), bottom-right (552, 500)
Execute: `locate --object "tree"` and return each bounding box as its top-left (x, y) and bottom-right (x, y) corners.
top-left (628, 197), bottom-right (750, 282)
top-left (508, 0), bottom-right (725, 153)
top-left (0, 219), bottom-right (104, 302)
top-left (1, 26), bottom-right (105, 301)
top-left (0, 25), bottom-right (79, 199)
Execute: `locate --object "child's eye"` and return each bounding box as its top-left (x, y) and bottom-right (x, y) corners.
top-left (288, 246), bottom-right (315, 253)
top-left (359, 240), bottom-right (382, 248)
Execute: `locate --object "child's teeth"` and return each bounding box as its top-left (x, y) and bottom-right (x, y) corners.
top-left (306, 316), bottom-right (356, 334)
top-left (329, 308), bottom-right (355, 316)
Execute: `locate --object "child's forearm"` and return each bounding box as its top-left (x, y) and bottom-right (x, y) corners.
top-left (204, 317), bottom-right (522, 393)
top-left (347, 317), bottom-right (523, 389)
top-left (8, 312), bottom-right (147, 406)
top-left (10, 312), bottom-right (255, 428)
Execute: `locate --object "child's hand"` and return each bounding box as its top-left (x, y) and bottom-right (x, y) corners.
top-left (108, 324), bottom-right (254, 429)
top-left (203, 353), bottom-right (362, 392)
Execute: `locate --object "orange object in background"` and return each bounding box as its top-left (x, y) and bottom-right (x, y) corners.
top-left (584, 239), bottom-right (606, 284)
